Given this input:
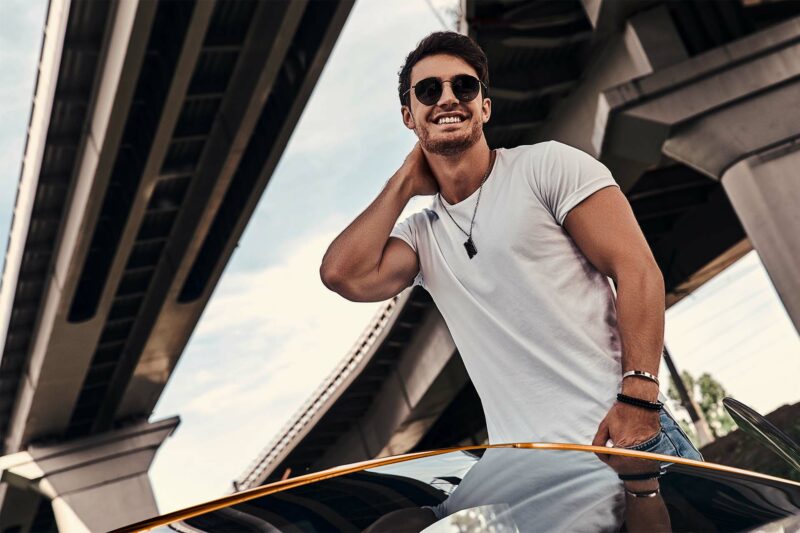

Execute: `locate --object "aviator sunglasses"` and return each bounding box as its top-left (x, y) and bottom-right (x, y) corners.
top-left (404, 74), bottom-right (488, 106)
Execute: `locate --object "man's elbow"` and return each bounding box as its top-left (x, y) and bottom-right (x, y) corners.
top-left (319, 265), bottom-right (362, 301)
top-left (320, 263), bottom-right (343, 293)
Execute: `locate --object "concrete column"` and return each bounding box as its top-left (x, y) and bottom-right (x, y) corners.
top-left (721, 144), bottom-right (800, 334)
top-left (597, 16), bottom-right (800, 327)
top-left (0, 417), bottom-right (178, 532)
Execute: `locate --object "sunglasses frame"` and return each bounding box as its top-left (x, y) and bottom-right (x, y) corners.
top-left (403, 74), bottom-right (489, 106)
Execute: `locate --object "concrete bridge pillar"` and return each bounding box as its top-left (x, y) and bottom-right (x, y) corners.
top-left (598, 16), bottom-right (800, 334)
top-left (0, 416), bottom-right (178, 532)
top-left (720, 146), bottom-right (800, 333)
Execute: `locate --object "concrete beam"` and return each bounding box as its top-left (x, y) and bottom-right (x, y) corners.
top-left (623, 5), bottom-right (688, 72)
top-left (111, 0), bottom-right (310, 424)
top-left (580, 0), bottom-right (603, 29)
top-left (114, 0), bottom-right (356, 423)
top-left (0, 0), bottom-right (71, 365)
top-left (662, 81), bottom-right (800, 179)
top-left (533, 4), bottom-right (686, 189)
top-left (5, 0), bottom-right (158, 453)
top-left (597, 16), bottom-right (800, 174)
top-left (76, 0), bottom-right (218, 433)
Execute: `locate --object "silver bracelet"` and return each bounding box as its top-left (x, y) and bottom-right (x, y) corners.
top-left (625, 488), bottom-right (660, 498)
top-left (622, 370), bottom-right (659, 386)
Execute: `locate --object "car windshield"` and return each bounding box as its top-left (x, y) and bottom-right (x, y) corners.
top-left (139, 446), bottom-right (800, 532)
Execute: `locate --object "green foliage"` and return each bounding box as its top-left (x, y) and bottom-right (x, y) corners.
top-left (677, 419), bottom-right (698, 444)
top-left (697, 372), bottom-right (737, 437)
top-left (668, 370), bottom-right (736, 438)
top-left (667, 370), bottom-right (694, 404)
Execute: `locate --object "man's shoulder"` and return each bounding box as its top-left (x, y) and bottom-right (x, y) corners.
top-left (500, 141), bottom-right (555, 166)
top-left (510, 140), bottom-right (586, 157)
top-left (514, 140), bottom-right (553, 150)
top-left (507, 141), bottom-right (602, 176)
top-left (503, 141), bottom-right (548, 155)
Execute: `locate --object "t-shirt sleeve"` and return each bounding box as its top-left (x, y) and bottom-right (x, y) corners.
top-left (389, 213), bottom-right (425, 289)
top-left (529, 140), bottom-right (619, 225)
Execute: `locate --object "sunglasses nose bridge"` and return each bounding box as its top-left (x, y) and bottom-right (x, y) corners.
top-left (435, 80), bottom-right (459, 106)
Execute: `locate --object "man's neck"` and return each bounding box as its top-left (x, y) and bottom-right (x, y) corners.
top-left (427, 139), bottom-right (493, 205)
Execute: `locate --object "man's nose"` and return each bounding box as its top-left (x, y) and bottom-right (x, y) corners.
top-left (436, 80), bottom-right (459, 107)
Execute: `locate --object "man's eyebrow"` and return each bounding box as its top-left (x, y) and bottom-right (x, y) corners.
top-left (412, 73), bottom-right (474, 84)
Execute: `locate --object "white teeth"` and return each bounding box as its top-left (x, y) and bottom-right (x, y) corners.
top-left (436, 116), bottom-right (463, 125)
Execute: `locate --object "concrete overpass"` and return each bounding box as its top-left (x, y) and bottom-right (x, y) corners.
top-left (238, 0), bottom-right (800, 490)
top-left (0, 0), bottom-right (354, 530)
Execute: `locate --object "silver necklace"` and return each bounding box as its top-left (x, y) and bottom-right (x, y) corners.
top-left (438, 150), bottom-right (496, 259)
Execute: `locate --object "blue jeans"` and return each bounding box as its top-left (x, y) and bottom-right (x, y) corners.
top-left (624, 408), bottom-right (704, 461)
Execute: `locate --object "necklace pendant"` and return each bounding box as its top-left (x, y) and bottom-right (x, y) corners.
top-left (464, 237), bottom-right (478, 259)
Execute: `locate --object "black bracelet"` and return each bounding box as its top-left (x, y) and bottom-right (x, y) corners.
top-left (618, 471), bottom-right (663, 481)
top-left (617, 393), bottom-right (663, 411)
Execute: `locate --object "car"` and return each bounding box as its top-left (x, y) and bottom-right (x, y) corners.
top-left (116, 399), bottom-right (800, 532)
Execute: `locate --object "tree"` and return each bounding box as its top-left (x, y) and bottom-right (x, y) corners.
top-left (668, 370), bottom-right (736, 438)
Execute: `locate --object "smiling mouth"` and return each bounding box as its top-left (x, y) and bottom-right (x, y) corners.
top-left (433, 116), bottom-right (467, 127)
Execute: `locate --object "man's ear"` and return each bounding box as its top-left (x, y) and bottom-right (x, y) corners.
top-left (481, 97), bottom-right (492, 124)
top-left (401, 105), bottom-right (416, 130)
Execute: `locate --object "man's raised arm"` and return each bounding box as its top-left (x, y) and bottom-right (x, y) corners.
top-left (319, 143), bottom-right (438, 302)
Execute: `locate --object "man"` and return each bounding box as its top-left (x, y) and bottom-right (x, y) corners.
top-left (320, 31), bottom-right (702, 460)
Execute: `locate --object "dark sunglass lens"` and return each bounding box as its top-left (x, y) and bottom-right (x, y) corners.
top-left (453, 75), bottom-right (480, 101)
top-left (415, 78), bottom-right (442, 105)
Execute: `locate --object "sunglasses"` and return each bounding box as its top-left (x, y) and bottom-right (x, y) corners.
top-left (403, 74), bottom-right (488, 106)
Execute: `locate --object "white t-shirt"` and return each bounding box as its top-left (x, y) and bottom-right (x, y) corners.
top-left (391, 140), bottom-right (646, 445)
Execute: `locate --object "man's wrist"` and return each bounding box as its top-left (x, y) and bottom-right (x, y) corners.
top-left (388, 171), bottom-right (416, 202)
top-left (624, 479), bottom-right (660, 492)
top-left (617, 393), bottom-right (663, 411)
top-left (620, 377), bottom-right (660, 402)
top-left (623, 370), bottom-right (659, 386)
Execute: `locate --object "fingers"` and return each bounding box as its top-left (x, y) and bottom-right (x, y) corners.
top-left (592, 420), bottom-right (610, 448)
top-left (592, 420), bottom-right (612, 464)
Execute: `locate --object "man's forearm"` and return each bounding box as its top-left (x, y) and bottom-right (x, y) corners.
top-left (614, 267), bottom-right (665, 401)
top-left (320, 172), bottom-right (412, 283)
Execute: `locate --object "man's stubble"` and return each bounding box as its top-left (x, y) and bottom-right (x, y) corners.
top-left (416, 115), bottom-right (483, 157)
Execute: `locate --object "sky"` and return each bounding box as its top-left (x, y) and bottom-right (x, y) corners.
top-left (0, 0), bottom-right (798, 517)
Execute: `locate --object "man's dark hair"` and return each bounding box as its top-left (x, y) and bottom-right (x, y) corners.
top-left (398, 31), bottom-right (490, 107)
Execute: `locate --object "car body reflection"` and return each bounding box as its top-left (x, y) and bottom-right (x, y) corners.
top-left (117, 444), bottom-right (800, 532)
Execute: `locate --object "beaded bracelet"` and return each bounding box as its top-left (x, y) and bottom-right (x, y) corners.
top-left (618, 471), bottom-right (663, 481)
top-left (617, 393), bottom-right (663, 411)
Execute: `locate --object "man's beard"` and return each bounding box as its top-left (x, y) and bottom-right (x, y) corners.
top-left (417, 116), bottom-right (483, 156)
